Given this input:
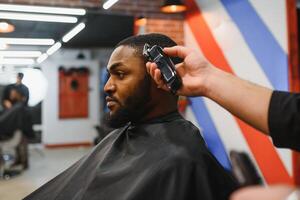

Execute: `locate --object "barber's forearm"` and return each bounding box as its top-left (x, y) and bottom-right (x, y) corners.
top-left (204, 67), bottom-right (272, 135)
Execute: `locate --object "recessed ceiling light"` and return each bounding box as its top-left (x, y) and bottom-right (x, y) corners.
top-left (0, 51), bottom-right (42, 57)
top-left (0, 20), bottom-right (14, 33)
top-left (62, 22), bottom-right (86, 43)
top-left (47, 42), bottom-right (62, 55)
top-left (0, 43), bottom-right (7, 50)
top-left (37, 53), bottom-right (48, 64)
top-left (0, 4), bottom-right (86, 15)
top-left (0, 12), bottom-right (78, 23)
top-left (135, 16), bottom-right (147, 27)
top-left (161, 0), bottom-right (187, 13)
top-left (0, 38), bottom-right (55, 45)
top-left (103, 0), bottom-right (119, 10)
top-left (0, 58), bottom-right (35, 65)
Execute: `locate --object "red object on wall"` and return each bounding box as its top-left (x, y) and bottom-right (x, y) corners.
top-left (59, 67), bottom-right (89, 119)
top-left (286, 0), bottom-right (300, 186)
top-left (178, 96), bottom-right (189, 114)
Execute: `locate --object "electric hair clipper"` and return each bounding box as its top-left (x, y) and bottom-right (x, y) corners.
top-left (143, 43), bottom-right (182, 94)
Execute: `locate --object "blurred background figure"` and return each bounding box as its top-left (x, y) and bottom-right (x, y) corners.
top-left (0, 72), bottom-right (33, 140)
top-left (1, 73), bottom-right (29, 110)
top-left (0, 73), bottom-right (33, 179)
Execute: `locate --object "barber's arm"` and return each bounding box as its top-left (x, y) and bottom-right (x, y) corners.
top-left (146, 45), bottom-right (272, 135)
top-left (230, 185), bottom-right (297, 200)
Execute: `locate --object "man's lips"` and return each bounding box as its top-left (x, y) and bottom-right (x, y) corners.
top-left (106, 96), bottom-right (119, 109)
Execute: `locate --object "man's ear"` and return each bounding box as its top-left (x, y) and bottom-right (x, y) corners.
top-left (150, 80), bottom-right (171, 97)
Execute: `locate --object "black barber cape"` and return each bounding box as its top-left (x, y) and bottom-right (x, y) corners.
top-left (24, 112), bottom-right (238, 200)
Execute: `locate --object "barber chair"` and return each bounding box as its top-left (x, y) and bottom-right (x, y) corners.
top-left (0, 130), bottom-right (27, 179)
top-left (230, 150), bottom-right (263, 187)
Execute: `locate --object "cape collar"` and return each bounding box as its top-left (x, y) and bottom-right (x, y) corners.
top-left (129, 110), bottom-right (182, 126)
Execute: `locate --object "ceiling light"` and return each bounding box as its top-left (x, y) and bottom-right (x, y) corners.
top-left (0, 12), bottom-right (78, 23)
top-left (0, 4), bottom-right (86, 15)
top-left (135, 16), bottom-right (147, 26)
top-left (37, 53), bottom-right (48, 64)
top-left (0, 51), bottom-right (42, 57)
top-left (161, 0), bottom-right (187, 13)
top-left (47, 42), bottom-right (62, 55)
top-left (62, 22), bottom-right (85, 43)
top-left (0, 58), bottom-right (35, 65)
top-left (0, 43), bottom-right (7, 50)
top-left (0, 20), bottom-right (14, 33)
top-left (0, 38), bottom-right (54, 45)
top-left (103, 0), bottom-right (119, 10)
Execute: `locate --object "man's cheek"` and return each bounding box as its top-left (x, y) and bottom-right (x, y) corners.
top-left (119, 89), bottom-right (134, 105)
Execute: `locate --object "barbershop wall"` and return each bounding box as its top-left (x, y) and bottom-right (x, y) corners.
top-left (41, 50), bottom-right (100, 146)
top-left (183, 0), bottom-right (295, 185)
top-left (144, 19), bottom-right (184, 45)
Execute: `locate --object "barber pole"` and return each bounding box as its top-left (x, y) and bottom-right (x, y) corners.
top-left (184, 0), bottom-right (298, 185)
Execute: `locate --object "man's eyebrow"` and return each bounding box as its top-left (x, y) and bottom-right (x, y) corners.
top-left (107, 62), bottom-right (122, 72)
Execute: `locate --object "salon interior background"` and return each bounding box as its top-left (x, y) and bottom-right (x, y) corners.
top-left (0, 0), bottom-right (299, 190)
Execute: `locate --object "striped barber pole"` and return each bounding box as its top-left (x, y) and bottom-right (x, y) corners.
top-left (184, 0), bottom-right (299, 185)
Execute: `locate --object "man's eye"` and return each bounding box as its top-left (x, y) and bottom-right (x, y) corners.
top-left (117, 72), bottom-right (125, 79)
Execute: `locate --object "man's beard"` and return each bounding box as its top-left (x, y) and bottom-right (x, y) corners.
top-left (106, 75), bottom-right (152, 128)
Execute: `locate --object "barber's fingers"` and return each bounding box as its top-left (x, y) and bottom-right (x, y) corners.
top-left (146, 62), bottom-right (157, 77)
top-left (153, 68), bottom-right (165, 88)
top-left (151, 64), bottom-right (165, 88)
top-left (163, 46), bottom-right (191, 59)
top-left (175, 63), bottom-right (185, 76)
top-left (154, 69), bottom-right (171, 91)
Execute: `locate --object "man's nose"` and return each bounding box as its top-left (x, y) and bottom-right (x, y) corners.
top-left (104, 78), bottom-right (116, 94)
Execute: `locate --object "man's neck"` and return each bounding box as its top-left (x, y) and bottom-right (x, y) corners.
top-left (142, 100), bottom-right (178, 122)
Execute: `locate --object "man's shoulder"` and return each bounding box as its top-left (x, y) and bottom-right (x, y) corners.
top-left (159, 118), bottom-right (205, 145)
top-left (147, 118), bottom-right (209, 162)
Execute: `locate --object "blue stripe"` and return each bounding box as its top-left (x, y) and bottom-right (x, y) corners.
top-left (189, 97), bottom-right (231, 170)
top-left (220, 0), bottom-right (288, 90)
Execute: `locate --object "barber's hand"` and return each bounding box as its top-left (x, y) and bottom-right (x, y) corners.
top-left (146, 46), bottom-right (213, 97)
top-left (230, 185), bottom-right (295, 200)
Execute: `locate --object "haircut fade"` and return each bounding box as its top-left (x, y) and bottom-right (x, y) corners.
top-left (116, 33), bottom-right (183, 65)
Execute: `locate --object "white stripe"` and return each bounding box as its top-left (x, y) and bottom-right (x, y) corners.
top-left (195, 0), bottom-right (272, 88)
top-left (275, 148), bottom-right (293, 176)
top-left (184, 106), bottom-right (203, 132)
top-left (184, 106), bottom-right (206, 143)
top-left (248, 0), bottom-right (288, 53)
top-left (248, 0), bottom-right (292, 177)
top-left (204, 98), bottom-right (266, 184)
top-left (185, 23), bottom-right (265, 182)
top-left (192, 0), bottom-right (292, 176)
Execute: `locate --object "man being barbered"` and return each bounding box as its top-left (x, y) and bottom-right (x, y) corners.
top-left (25, 33), bottom-right (238, 200)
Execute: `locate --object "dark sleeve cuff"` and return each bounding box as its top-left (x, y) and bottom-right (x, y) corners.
top-left (268, 91), bottom-right (300, 151)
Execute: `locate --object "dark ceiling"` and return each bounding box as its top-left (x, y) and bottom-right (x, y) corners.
top-left (0, 12), bottom-right (134, 48)
top-left (65, 13), bottom-right (134, 48)
top-left (0, 21), bottom-right (73, 39)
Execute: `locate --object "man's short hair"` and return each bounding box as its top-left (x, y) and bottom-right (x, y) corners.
top-left (116, 33), bottom-right (183, 65)
top-left (17, 72), bottom-right (24, 80)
